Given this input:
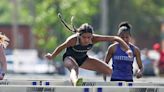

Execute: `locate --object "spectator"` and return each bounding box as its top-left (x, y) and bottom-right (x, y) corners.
top-left (141, 48), bottom-right (159, 76)
top-left (153, 43), bottom-right (164, 76)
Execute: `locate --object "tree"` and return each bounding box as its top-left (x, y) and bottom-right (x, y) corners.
top-left (107, 0), bottom-right (164, 48)
top-left (31, 0), bottom-right (100, 59)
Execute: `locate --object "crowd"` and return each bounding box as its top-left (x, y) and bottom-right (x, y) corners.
top-left (141, 43), bottom-right (164, 76)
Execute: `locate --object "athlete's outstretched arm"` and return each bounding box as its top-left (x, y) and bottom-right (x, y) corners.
top-left (92, 34), bottom-right (133, 58)
top-left (45, 37), bottom-right (75, 60)
top-left (134, 46), bottom-right (143, 78)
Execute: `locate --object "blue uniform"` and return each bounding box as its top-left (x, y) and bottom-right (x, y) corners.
top-left (111, 44), bottom-right (135, 82)
top-left (63, 37), bottom-right (93, 66)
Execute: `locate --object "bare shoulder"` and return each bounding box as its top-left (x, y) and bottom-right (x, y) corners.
top-left (129, 43), bottom-right (141, 55)
top-left (65, 34), bottom-right (78, 46)
top-left (107, 42), bottom-right (118, 53)
top-left (130, 43), bottom-right (140, 50)
top-left (108, 42), bottom-right (118, 48)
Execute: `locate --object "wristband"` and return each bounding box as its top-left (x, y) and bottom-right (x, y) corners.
top-left (126, 49), bottom-right (132, 54)
top-left (126, 49), bottom-right (133, 58)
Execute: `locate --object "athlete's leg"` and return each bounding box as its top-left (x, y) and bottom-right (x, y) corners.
top-left (63, 56), bottom-right (79, 86)
top-left (80, 57), bottom-right (112, 75)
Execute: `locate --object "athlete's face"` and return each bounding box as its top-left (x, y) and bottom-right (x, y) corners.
top-left (80, 33), bottom-right (93, 45)
top-left (119, 32), bottom-right (130, 44)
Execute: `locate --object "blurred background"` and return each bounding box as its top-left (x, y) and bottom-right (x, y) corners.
top-left (0, 0), bottom-right (164, 80)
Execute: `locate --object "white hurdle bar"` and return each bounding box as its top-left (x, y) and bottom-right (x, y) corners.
top-left (1, 80), bottom-right (164, 87)
top-left (0, 86), bottom-right (164, 92)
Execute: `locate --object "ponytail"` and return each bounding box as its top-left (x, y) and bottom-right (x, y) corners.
top-left (58, 13), bottom-right (93, 35)
top-left (118, 21), bottom-right (131, 30)
top-left (117, 21), bottom-right (132, 36)
top-left (58, 13), bottom-right (77, 33)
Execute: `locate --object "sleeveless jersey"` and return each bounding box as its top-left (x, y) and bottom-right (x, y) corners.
top-left (63, 36), bottom-right (93, 66)
top-left (111, 44), bottom-right (135, 80)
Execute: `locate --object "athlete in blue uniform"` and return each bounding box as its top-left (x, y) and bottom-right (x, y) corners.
top-left (104, 21), bottom-right (143, 82)
top-left (45, 23), bottom-right (133, 86)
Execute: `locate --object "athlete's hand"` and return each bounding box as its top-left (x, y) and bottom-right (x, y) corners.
top-left (135, 69), bottom-right (142, 79)
top-left (126, 49), bottom-right (133, 58)
top-left (45, 53), bottom-right (53, 60)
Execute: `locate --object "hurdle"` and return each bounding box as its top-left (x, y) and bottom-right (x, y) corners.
top-left (0, 79), bottom-right (71, 86)
top-left (0, 85), bottom-right (164, 92)
top-left (0, 79), bottom-right (164, 92)
top-left (1, 79), bottom-right (164, 87)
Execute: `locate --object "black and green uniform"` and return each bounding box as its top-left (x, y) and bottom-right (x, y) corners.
top-left (63, 37), bottom-right (93, 66)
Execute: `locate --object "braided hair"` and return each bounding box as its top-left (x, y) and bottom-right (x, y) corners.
top-left (58, 13), bottom-right (93, 35)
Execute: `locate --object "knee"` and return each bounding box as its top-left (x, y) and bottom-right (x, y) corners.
top-left (64, 61), bottom-right (78, 70)
top-left (64, 61), bottom-right (73, 68)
